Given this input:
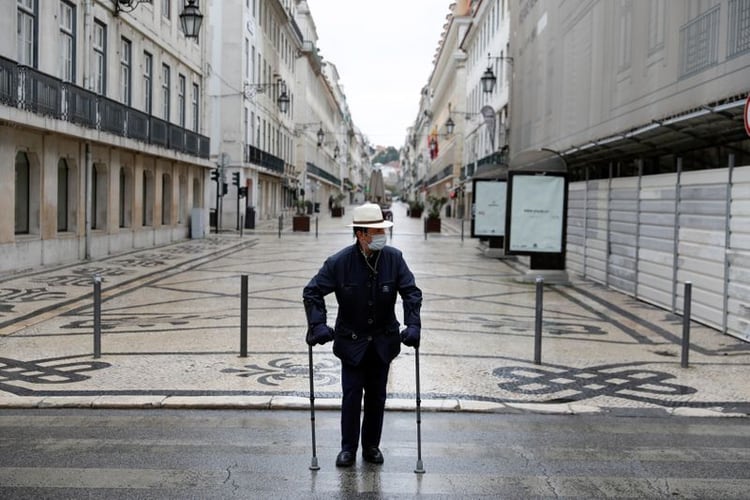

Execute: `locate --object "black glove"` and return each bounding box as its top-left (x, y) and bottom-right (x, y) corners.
top-left (306, 324), bottom-right (334, 346)
top-left (400, 326), bottom-right (420, 348)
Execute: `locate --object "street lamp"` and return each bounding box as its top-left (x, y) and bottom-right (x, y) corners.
top-left (244, 80), bottom-right (289, 113)
top-left (480, 52), bottom-right (514, 94)
top-left (317, 125), bottom-right (325, 147)
top-left (445, 116), bottom-right (455, 135)
top-left (179, 0), bottom-right (204, 38)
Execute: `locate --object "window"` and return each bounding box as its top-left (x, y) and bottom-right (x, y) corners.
top-left (59, 1), bottom-right (75, 82)
top-left (161, 173), bottom-right (171, 225)
top-left (57, 159), bottom-right (69, 231)
top-left (143, 51), bottom-right (153, 114)
top-left (17, 0), bottom-right (37, 67)
top-left (178, 74), bottom-right (186, 127)
top-left (729, 0), bottom-right (750, 57)
top-left (92, 164), bottom-right (107, 230)
top-left (142, 170), bottom-right (154, 226)
top-left (15, 152), bottom-right (30, 235)
top-left (120, 37), bottom-right (132, 105)
top-left (93, 21), bottom-right (106, 94)
top-left (161, 0), bottom-right (171, 19)
top-left (191, 82), bottom-right (199, 131)
top-left (648, 0), bottom-right (666, 54)
top-left (161, 63), bottom-right (170, 120)
top-left (119, 167), bottom-right (133, 228)
top-left (617, 1), bottom-right (633, 70)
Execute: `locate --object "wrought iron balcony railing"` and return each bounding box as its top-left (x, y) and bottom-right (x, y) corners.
top-left (0, 55), bottom-right (209, 159)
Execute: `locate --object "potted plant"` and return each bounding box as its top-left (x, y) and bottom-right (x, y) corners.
top-left (331, 193), bottom-right (346, 217)
top-left (424, 195), bottom-right (447, 233)
top-left (407, 199), bottom-right (424, 218)
top-left (293, 199), bottom-right (310, 232)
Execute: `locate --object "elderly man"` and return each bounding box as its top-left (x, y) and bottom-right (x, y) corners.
top-left (303, 202), bottom-right (422, 467)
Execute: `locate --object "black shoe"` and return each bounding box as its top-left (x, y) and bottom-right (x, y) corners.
top-left (362, 446), bottom-right (384, 464)
top-left (336, 450), bottom-right (355, 467)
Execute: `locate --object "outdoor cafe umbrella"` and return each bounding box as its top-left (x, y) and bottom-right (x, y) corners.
top-left (368, 168), bottom-right (385, 204)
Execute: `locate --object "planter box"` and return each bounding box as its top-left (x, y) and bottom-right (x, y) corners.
top-left (293, 215), bottom-right (310, 232)
top-left (424, 217), bottom-right (441, 233)
top-left (408, 208), bottom-right (423, 218)
top-left (332, 206), bottom-right (344, 217)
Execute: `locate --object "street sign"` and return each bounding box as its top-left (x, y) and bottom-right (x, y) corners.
top-left (745, 94), bottom-right (750, 137)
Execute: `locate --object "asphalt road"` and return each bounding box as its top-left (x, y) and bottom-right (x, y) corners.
top-left (1, 409), bottom-right (749, 498)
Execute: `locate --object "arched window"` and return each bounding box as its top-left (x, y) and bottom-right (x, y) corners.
top-left (92, 164), bottom-right (108, 230)
top-left (119, 166), bottom-right (133, 228)
top-left (142, 170), bottom-right (154, 226)
top-left (57, 158), bottom-right (69, 231)
top-left (161, 173), bottom-right (172, 225)
top-left (15, 152), bottom-right (30, 234)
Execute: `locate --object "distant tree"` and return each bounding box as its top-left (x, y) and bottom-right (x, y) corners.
top-left (372, 146), bottom-right (399, 164)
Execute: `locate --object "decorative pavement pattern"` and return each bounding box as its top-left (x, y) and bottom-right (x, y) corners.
top-left (0, 205), bottom-right (748, 416)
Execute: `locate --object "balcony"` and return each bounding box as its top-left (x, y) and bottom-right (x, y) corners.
top-left (0, 55), bottom-right (209, 159)
top-left (245, 144), bottom-right (285, 174)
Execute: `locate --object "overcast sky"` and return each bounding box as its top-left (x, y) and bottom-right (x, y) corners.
top-left (305, 1), bottom-right (453, 148)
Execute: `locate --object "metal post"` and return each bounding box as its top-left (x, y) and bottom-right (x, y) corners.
top-left (461, 219), bottom-right (464, 242)
top-left (681, 281), bottom-right (692, 368)
top-left (278, 215), bottom-right (282, 238)
top-left (315, 216), bottom-right (318, 239)
top-left (534, 277), bottom-right (543, 365)
top-left (93, 275), bottom-right (101, 358)
top-left (240, 274), bottom-right (248, 357)
top-left (240, 215), bottom-right (244, 237)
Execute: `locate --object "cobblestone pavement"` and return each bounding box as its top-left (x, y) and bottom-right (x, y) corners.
top-left (0, 202), bottom-right (748, 416)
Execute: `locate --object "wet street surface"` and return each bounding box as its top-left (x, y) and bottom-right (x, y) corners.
top-left (0, 408), bottom-right (749, 498)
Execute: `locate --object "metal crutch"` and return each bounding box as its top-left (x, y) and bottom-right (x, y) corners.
top-left (414, 347), bottom-right (425, 474)
top-left (308, 343), bottom-right (320, 471)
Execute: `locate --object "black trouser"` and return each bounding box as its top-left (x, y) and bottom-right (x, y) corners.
top-left (340, 344), bottom-right (390, 453)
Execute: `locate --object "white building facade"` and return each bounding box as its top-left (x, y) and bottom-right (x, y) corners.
top-left (1, 0), bottom-right (212, 274)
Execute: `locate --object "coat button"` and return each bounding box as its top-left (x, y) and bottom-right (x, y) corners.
top-left (367, 318), bottom-right (373, 325)
top-left (352, 334), bottom-right (358, 340)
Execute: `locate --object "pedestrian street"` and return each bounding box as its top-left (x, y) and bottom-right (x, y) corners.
top-left (0, 202), bottom-right (748, 416)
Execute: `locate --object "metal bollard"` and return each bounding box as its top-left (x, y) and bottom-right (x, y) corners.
top-left (534, 277), bottom-right (543, 365)
top-left (681, 281), bottom-right (692, 368)
top-left (93, 275), bottom-right (102, 359)
top-left (240, 274), bottom-right (248, 357)
top-left (278, 215), bottom-right (283, 238)
top-left (315, 216), bottom-right (318, 239)
top-left (240, 215), bottom-right (244, 237)
top-left (461, 219), bottom-right (464, 242)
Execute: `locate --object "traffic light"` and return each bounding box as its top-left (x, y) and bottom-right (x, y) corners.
top-left (238, 187), bottom-right (247, 198)
top-left (232, 172), bottom-right (240, 187)
top-left (210, 169), bottom-right (220, 182)
top-left (222, 183), bottom-right (228, 196)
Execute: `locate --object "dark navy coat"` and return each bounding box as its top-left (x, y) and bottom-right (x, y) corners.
top-left (303, 242), bottom-right (422, 366)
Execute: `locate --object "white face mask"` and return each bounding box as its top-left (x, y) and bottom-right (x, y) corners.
top-left (368, 234), bottom-right (387, 251)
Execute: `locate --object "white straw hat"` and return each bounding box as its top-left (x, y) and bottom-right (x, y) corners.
top-left (347, 202), bottom-right (394, 228)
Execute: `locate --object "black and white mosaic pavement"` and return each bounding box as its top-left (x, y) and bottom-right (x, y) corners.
top-left (0, 207), bottom-right (748, 414)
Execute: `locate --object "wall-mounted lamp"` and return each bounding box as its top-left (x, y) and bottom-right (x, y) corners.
top-left (444, 103), bottom-right (475, 135)
top-left (317, 125), bottom-right (325, 147)
top-left (244, 80), bottom-right (289, 113)
top-left (445, 116), bottom-right (455, 135)
top-left (480, 52), bottom-right (514, 94)
top-left (114, 0), bottom-right (152, 15)
top-left (179, 0), bottom-right (204, 38)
